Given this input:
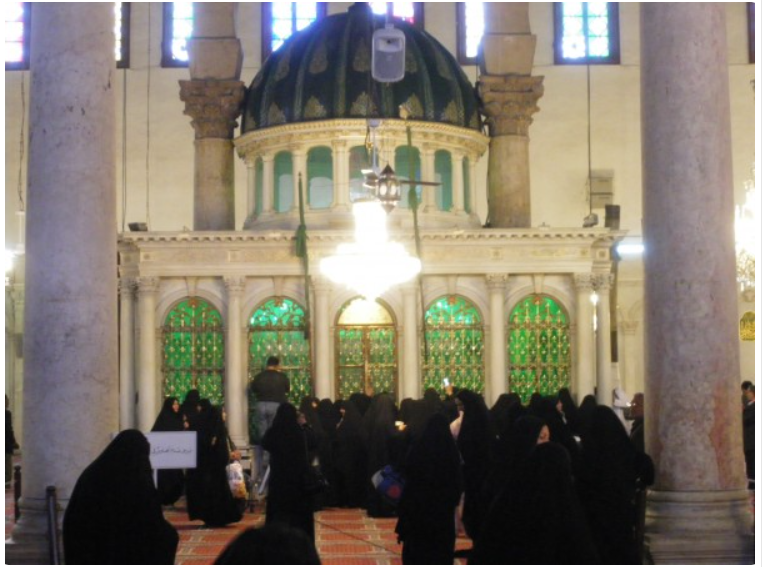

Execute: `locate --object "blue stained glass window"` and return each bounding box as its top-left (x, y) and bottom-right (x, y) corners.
top-left (5, 2), bottom-right (28, 69)
top-left (555, 2), bottom-right (619, 64)
top-left (268, 2), bottom-right (322, 56)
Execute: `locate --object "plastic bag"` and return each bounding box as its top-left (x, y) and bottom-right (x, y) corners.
top-left (226, 460), bottom-right (248, 500)
top-left (371, 465), bottom-right (404, 505)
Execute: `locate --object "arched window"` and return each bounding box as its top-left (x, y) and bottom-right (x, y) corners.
top-left (508, 294), bottom-right (572, 403)
top-left (423, 296), bottom-right (485, 394)
top-left (349, 145), bottom-right (372, 203)
top-left (249, 298), bottom-right (312, 403)
top-left (274, 151), bottom-right (293, 213)
top-left (307, 146), bottom-right (333, 209)
top-left (162, 297), bottom-right (225, 405)
top-left (434, 150), bottom-right (453, 211)
top-left (336, 298), bottom-right (397, 399)
top-left (395, 146), bottom-right (422, 209)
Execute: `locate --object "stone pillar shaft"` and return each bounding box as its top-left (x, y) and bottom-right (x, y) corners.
top-left (574, 274), bottom-right (596, 400)
top-left (8, 4), bottom-right (117, 562)
top-left (333, 142), bottom-right (350, 209)
top-left (313, 278), bottom-right (332, 400)
top-left (119, 278), bottom-right (136, 430)
top-left (224, 277), bottom-right (246, 445)
top-left (137, 278), bottom-right (159, 432)
top-left (402, 284), bottom-right (420, 400)
top-left (487, 275), bottom-right (508, 405)
top-left (293, 149), bottom-right (308, 212)
top-left (594, 274), bottom-right (613, 406)
top-left (452, 152), bottom-right (465, 213)
top-left (641, 4), bottom-right (752, 562)
top-left (246, 159), bottom-right (256, 217)
top-left (262, 154), bottom-right (275, 214)
top-left (421, 147), bottom-right (436, 212)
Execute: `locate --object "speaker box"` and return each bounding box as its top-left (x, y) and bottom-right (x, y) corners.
top-left (372, 26), bottom-right (406, 83)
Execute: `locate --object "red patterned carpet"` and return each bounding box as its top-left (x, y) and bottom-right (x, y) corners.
top-left (6, 483), bottom-right (471, 565)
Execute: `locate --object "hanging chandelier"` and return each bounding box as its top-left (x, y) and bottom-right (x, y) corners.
top-left (735, 166), bottom-right (757, 300)
top-left (320, 200), bottom-right (421, 300)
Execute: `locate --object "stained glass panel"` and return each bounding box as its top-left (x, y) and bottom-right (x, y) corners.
top-left (162, 298), bottom-right (225, 406)
top-left (171, 2), bottom-right (194, 63)
top-left (336, 299), bottom-right (397, 399)
top-left (249, 298), bottom-right (312, 404)
top-left (559, 2), bottom-right (615, 62)
top-left (270, 2), bottom-right (321, 54)
top-left (508, 295), bottom-right (571, 404)
top-left (422, 296), bottom-right (485, 395)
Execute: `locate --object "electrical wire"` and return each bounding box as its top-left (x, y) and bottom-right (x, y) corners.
top-left (121, 68), bottom-right (128, 232)
top-left (145, 3), bottom-right (152, 229)
top-left (586, 60), bottom-right (593, 217)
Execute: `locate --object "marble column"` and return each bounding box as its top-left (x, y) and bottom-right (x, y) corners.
top-left (421, 146), bottom-right (436, 212)
top-left (452, 151), bottom-right (465, 214)
top-left (224, 276), bottom-right (246, 445)
top-left (262, 153), bottom-right (275, 214)
top-left (401, 283), bottom-right (421, 400)
top-left (292, 148), bottom-right (308, 211)
top-left (594, 274), bottom-right (613, 406)
top-left (246, 157), bottom-right (256, 218)
top-left (573, 274), bottom-right (596, 400)
top-left (477, 3), bottom-right (543, 228)
top-left (486, 275), bottom-right (508, 406)
top-left (312, 276), bottom-right (332, 400)
top-left (180, 3), bottom-right (244, 231)
top-left (6, 4), bottom-right (117, 563)
top-left (136, 277), bottom-right (160, 432)
top-left (333, 141), bottom-right (350, 210)
top-left (641, 4), bottom-right (753, 563)
top-left (119, 277), bottom-right (137, 430)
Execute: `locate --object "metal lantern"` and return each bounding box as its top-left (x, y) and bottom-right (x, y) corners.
top-left (376, 164), bottom-right (402, 213)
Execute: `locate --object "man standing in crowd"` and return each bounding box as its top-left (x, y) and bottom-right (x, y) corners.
top-left (629, 392), bottom-right (645, 454)
top-left (741, 381), bottom-right (754, 489)
top-left (248, 356), bottom-right (290, 490)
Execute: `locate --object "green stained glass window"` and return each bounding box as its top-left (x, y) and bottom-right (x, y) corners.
top-left (249, 298), bottom-right (312, 404)
top-left (336, 298), bottom-right (397, 399)
top-left (162, 297), bottom-right (225, 406)
top-left (435, 150), bottom-right (453, 212)
top-left (307, 146), bottom-right (333, 209)
top-left (508, 295), bottom-right (572, 404)
top-left (423, 296), bottom-right (485, 395)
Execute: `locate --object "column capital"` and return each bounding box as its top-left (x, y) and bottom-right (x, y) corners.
top-left (223, 276), bottom-right (246, 295)
top-left (486, 273), bottom-right (509, 291)
top-left (593, 273), bottom-right (615, 292)
top-left (478, 75), bottom-right (545, 136)
top-left (311, 275), bottom-right (333, 293)
top-left (179, 79), bottom-right (246, 140)
top-left (119, 277), bottom-right (137, 296)
top-left (136, 276), bottom-right (160, 293)
top-left (573, 273), bottom-right (595, 291)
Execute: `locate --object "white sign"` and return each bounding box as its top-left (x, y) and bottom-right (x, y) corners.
top-left (145, 431), bottom-right (197, 470)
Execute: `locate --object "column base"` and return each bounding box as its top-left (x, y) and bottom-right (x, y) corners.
top-left (5, 497), bottom-right (60, 565)
top-left (644, 489), bottom-right (754, 565)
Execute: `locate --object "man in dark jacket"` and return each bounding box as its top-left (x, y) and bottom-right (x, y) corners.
top-left (742, 381), bottom-right (754, 489)
top-left (248, 356), bottom-right (290, 489)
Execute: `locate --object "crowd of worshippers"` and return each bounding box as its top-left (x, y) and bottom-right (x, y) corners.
top-left (61, 382), bottom-right (659, 565)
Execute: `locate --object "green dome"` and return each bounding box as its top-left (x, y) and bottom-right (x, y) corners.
top-left (241, 3), bottom-right (482, 133)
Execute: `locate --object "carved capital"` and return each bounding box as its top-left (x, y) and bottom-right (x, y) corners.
top-left (593, 273), bottom-right (615, 292)
top-left (311, 275), bottom-right (332, 293)
top-left (119, 277), bottom-right (137, 296)
top-left (573, 273), bottom-right (595, 292)
top-left (486, 273), bottom-right (509, 291)
top-left (223, 276), bottom-right (246, 295)
top-left (136, 276), bottom-right (160, 294)
top-left (621, 320), bottom-right (639, 336)
top-left (179, 79), bottom-right (246, 139)
top-left (478, 75), bottom-right (545, 136)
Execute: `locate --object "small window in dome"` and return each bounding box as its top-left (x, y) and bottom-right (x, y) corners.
top-left (553, 2), bottom-right (620, 65)
top-left (369, 2), bottom-right (423, 27)
top-left (162, 1), bottom-right (193, 67)
top-left (5, 2), bottom-right (30, 70)
top-left (261, 3), bottom-right (328, 63)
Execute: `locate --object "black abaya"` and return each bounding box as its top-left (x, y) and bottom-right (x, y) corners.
top-left (333, 400), bottom-right (367, 508)
top-left (151, 397), bottom-right (186, 505)
top-left (63, 430), bottom-right (178, 565)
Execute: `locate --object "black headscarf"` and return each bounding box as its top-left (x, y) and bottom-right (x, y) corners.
top-left (472, 442), bottom-right (598, 565)
top-left (557, 388), bottom-right (580, 434)
top-left (181, 389), bottom-right (202, 429)
top-left (333, 400), bottom-right (367, 508)
top-left (151, 397), bottom-right (186, 506)
top-left (152, 397), bottom-right (184, 432)
top-left (214, 524), bottom-right (321, 565)
top-left (63, 430), bottom-right (179, 565)
top-left (349, 392), bottom-right (372, 416)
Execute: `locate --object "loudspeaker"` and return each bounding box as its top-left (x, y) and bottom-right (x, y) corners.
top-left (372, 25), bottom-right (405, 83)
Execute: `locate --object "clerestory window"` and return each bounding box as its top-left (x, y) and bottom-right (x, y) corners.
top-left (554, 2), bottom-right (620, 65)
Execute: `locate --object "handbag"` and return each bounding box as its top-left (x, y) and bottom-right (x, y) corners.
top-left (371, 465), bottom-right (404, 505)
top-left (302, 465), bottom-right (329, 496)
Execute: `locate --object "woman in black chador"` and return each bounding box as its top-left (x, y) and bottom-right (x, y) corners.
top-left (214, 524), bottom-right (321, 565)
top-left (63, 430), bottom-right (179, 565)
top-left (395, 413), bottom-right (463, 565)
top-left (262, 402), bottom-right (315, 541)
top-left (333, 400), bottom-right (367, 508)
top-left (151, 396), bottom-right (186, 505)
top-left (362, 393), bottom-right (402, 517)
top-left (577, 405), bottom-right (655, 564)
top-left (455, 389), bottom-right (494, 542)
top-left (471, 442), bottom-right (598, 565)
top-left (181, 389), bottom-right (202, 427)
top-left (186, 401), bottom-right (242, 527)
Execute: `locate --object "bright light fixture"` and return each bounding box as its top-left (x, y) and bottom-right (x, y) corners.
top-left (320, 200), bottom-right (421, 300)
